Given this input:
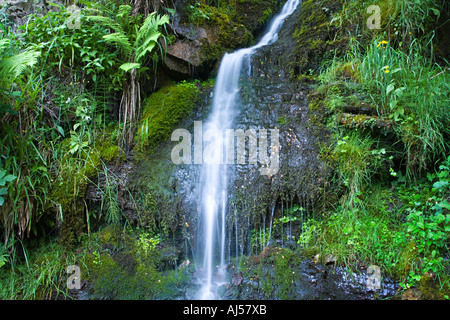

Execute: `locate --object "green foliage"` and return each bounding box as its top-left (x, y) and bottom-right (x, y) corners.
top-left (188, 2), bottom-right (212, 25)
top-left (393, 156), bottom-right (450, 289)
top-left (0, 170), bottom-right (16, 206)
top-left (0, 39), bottom-right (40, 82)
top-left (250, 227), bottom-right (270, 254)
top-left (317, 204), bottom-right (402, 272)
top-left (297, 218), bottom-right (321, 247)
top-left (84, 225), bottom-right (190, 299)
top-left (0, 36), bottom-right (52, 245)
top-left (308, 0), bottom-right (450, 294)
top-left (331, 132), bottom-right (384, 206)
top-left (20, 8), bottom-right (116, 86)
top-left (89, 6), bottom-right (169, 71)
top-left (87, 5), bottom-right (170, 147)
top-left (0, 241), bottom-right (81, 299)
top-left (136, 228), bottom-right (161, 255)
top-left (240, 247), bottom-right (300, 299)
top-left (335, 0), bottom-right (442, 49)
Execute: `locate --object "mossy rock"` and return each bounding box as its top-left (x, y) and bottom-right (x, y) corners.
top-left (396, 241), bottom-right (418, 279)
top-left (199, 7), bottom-right (253, 63)
top-left (289, 0), bottom-right (348, 77)
top-left (97, 224), bottom-right (127, 247)
top-left (134, 81), bottom-right (201, 152)
top-left (82, 226), bottom-right (191, 299)
top-left (234, 0), bottom-right (285, 34)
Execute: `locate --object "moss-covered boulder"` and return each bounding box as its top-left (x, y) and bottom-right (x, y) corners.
top-left (133, 81), bottom-right (202, 152)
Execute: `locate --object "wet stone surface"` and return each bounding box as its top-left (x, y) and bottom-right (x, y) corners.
top-left (223, 256), bottom-right (399, 300)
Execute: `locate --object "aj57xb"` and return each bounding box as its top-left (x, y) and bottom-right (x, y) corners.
top-left (227, 304), bottom-right (267, 316)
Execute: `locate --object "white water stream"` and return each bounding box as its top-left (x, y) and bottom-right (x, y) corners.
top-left (198, 0), bottom-right (301, 300)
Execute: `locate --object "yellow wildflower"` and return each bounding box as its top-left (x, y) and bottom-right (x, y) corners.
top-left (377, 40), bottom-right (388, 48)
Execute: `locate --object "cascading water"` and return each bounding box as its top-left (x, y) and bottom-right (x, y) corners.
top-left (197, 0), bottom-right (301, 300)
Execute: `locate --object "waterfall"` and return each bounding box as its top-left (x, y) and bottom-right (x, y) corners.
top-left (197, 0), bottom-right (301, 300)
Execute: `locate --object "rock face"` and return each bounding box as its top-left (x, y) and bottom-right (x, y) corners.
top-left (162, 0), bottom-right (285, 80)
top-left (124, 3), bottom-right (331, 263)
top-left (163, 18), bottom-right (216, 79)
top-left (222, 248), bottom-right (399, 300)
top-left (0, 0), bottom-right (63, 30)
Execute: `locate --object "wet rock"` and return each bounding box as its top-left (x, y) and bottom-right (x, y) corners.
top-left (163, 0), bottom-right (284, 80)
top-left (163, 20), bottom-right (215, 79)
top-left (179, 259), bottom-right (191, 270)
top-left (231, 272), bottom-right (243, 286)
top-left (230, 256), bottom-right (399, 300)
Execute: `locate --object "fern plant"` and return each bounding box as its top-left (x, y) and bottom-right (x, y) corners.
top-left (0, 39), bottom-right (41, 82)
top-left (88, 5), bottom-right (169, 148)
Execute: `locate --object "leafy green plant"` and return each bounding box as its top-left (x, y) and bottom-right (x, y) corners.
top-left (297, 218), bottom-right (321, 247)
top-left (101, 167), bottom-right (122, 225)
top-left (0, 170), bottom-right (16, 206)
top-left (0, 245), bottom-right (8, 269)
top-left (68, 102), bottom-right (94, 156)
top-left (0, 39), bottom-right (40, 82)
top-left (348, 38), bottom-right (449, 176)
top-left (188, 2), bottom-right (211, 25)
top-left (331, 132), bottom-right (384, 206)
top-left (20, 8), bottom-right (116, 86)
top-left (135, 228), bottom-right (161, 257)
top-left (88, 5), bottom-right (170, 147)
top-left (393, 156), bottom-right (450, 289)
top-left (251, 227), bottom-right (270, 254)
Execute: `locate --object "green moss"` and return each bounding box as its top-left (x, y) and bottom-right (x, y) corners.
top-left (234, 0), bottom-right (283, 34)
top-left (396, 241), bottom-right (418, 279)
top-left (134, 81), bottom-right (200, 151)
top-left (336, 62), bottom-right (361, 82)
top-left (199, 6), bottom-right (253, 62)
top-left (418, 272), bottom-right (449, 300)
top-left (242, 247), bottom-right (301, 299)
top-left (288, 0), bottom-right (349, 77)
top-left (97, 224), bottom-right (126, 247)
top-left (82, 226), bottom-right (191, 299)
top-left (50, 129), bottom-right (124, 247)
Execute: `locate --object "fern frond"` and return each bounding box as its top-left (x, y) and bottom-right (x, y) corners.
top-left (0, 39), bottom-right (10, 55)
top-left (0, 49), bottom-right (41, 80)
top-left (87, 15), bottom-right (125, 34)
top-left (134, 13), bottom-right (169, 64)
top-left (117, 5), bottom-right (132, 20)
top-left (119, 62), bottom-right (141, 72)
top-left (103, 33), bottom-right (132, 57)
top-left (135, 33), bottom-right (160, 63)
top-left (136, 13), bottom-right (169, 45)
